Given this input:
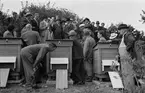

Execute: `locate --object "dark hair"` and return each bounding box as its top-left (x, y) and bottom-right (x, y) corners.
top-left (98, 30), bottom-right (106, 38)
top-left (7, 25), bottom-right (15, 31)
top-left (96, 21), bottom-right (100, 24)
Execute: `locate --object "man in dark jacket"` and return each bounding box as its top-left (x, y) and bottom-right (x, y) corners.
top-left (51, 19), bottom-right (64, 39)
top-left (31, 13), bottom-right (39, 32)
top-left (69, 30), bottom-right (85, 85)
top-left (118, 24), bottom-right (136, 59)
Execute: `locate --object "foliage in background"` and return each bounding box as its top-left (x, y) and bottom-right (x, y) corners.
top-left (0, 1), bottom-right (80, 37)
top-left (24, 1), bottom-right (79, 21)
top-left (140, 10), bottom-right (145, 23)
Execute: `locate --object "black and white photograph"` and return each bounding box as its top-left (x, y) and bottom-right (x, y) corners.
top-left (0, 0), bottom-right (145, 93)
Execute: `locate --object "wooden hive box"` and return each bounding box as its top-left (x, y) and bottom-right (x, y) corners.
top-left (93, 42), bottom-right (119, 79)
top-left (46, 40), bottom-right (73, 89)
top-left (46, 40), bottom-right (73, 73)
top-left (0, 38), bottom-right (22, 80)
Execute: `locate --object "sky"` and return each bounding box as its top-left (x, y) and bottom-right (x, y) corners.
top-left (1, 0), bottom-right (145, 31)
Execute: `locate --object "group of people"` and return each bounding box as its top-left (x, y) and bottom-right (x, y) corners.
top-left (2, 11), bottom-right (144, 91)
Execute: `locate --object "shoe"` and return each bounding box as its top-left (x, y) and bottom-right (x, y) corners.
top-left (76, 81), bottom-right (85, 85)
top-left (85, 76), bottom-right (92, 82)
top-left (73, 81), bottom-right (79, 85)
top-left (32, 84), bottom-right (41, 89)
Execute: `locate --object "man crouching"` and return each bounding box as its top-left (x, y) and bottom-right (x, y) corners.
top-left (20, 43), bottom-right (57, 88)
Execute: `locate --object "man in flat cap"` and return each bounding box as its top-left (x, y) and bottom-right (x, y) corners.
top-left (118, 23), bottom-right (136, 92)
top-left (21, 13), bottom-right (33, 29)
top-left (69, 30), bottom-right (85, 85)
top-left (83, 28), bottom-right (96, 82)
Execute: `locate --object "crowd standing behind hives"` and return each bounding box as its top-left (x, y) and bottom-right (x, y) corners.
top-left (2, 10), bottom-right (145, 92)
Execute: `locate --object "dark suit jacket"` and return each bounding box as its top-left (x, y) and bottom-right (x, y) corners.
top-left (124, 32), bottom-right (136, 58)
top-left (31, 19), bottom-right (39, 32)
top-left (52, 23), bottom-right (64, 39)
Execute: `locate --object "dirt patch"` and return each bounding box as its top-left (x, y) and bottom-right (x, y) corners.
top-left (0, 80), bottom-right (121, 93)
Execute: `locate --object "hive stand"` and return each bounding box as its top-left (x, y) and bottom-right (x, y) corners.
top-left (0, 56), bottom-right (16, 87)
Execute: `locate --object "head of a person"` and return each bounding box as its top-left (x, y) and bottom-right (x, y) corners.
top-left (101, 23), bottom-right (105, 27)
top-left (39, 20), bottom-right (48, 30)
top-left (97, 30), bottom-right (105, 39)
top-left (25, 13), bottom-right (32, 20)
top-left (7, 25), bottom-right (15, 32)
top-left (55, 15), bottom-right (59, 20)
top-left (91, 22), bottom-right (95, 26)
top-left (47, 18), bottom-right (51, 23)
top-left (83, 28), bottom-right (91, 36)
top-left (118, 24), bottom-right (129, 35)
top-left (133, 30), bottom-right (141, 40)
top-left (83, 28), bottom-right (91, 40)
top-left (79, 24), bottom-right (85, 31)
top-left (34, 13), bottom-right (39, 19)
top-left (56, 19), bottom-right (61, 24)
top-left (25, 24), bottom-right (32, 31)
top-left (68, 30), bottom-right (77, 40)
top-left (83, 18), bottom-right (90, 25)
top-left (12, 12), bottom-right (17, 18)
top-left (48, 43), bottom-right (57, 52)
top-left (96, 21), bottom-right (100, 26)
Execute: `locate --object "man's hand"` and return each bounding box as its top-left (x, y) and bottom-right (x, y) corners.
top-left (33, 67), bottom-right (36, 72)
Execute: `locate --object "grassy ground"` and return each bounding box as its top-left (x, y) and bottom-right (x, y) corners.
top-left (0, 80), bottom-right (122, 93)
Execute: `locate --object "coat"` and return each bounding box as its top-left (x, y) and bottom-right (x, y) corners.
top-left (83, 36), bottom-right (96, 60)
top-left (52, 23), bottom-right (64, 39)
top-left (21, 30), bottom-right (41, 46)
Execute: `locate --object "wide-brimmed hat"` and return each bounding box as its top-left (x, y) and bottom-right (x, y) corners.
top-left (110, 33), bottom-right (118, 39)
top-left (79, 24), bottom-right (85, 27)
top-left (25, 13), bottom-right (32, 17)
top-left (68, 30), bottom-right (77, 36)
top-left (118, 24), bottom-right (129, 30)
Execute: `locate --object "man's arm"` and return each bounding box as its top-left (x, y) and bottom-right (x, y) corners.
top-left (83, 38), bottom-right (90, 60)
top-left (33, 46), bottom-right (48, 68)
top-left (36, 32), bottom-right (41, 44)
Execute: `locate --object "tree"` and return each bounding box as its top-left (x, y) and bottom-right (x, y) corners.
top-left (140, 10), bottom-right (145, 23)
top-left (25, 1), bottom-right (79, 21)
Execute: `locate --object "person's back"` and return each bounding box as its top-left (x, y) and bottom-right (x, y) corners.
top-left (21, 44), bottom-right (47, 57)
top-left (73, 40), bottom-right (84, 59)
top-left (84, 36), bottom-right (96, 58)
top-left (3, 25), bottom-right (15, 38)
top-left (52, 20), bottom-right (63, 39)
top-left (21, 30), bottom-right (41, 46)
top-left (3, 30), bottom-right (14, 38)
top-left (83, 28), bottom-right (96, 82)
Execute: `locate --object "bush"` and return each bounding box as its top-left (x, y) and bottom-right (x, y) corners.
top-left (27, 2), bottom-right (78, 20)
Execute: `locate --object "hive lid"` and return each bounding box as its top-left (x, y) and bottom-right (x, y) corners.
top-left (50, 58), bottom-right (68, 64)
top-left (0, 56), bottom-right (16, 63)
